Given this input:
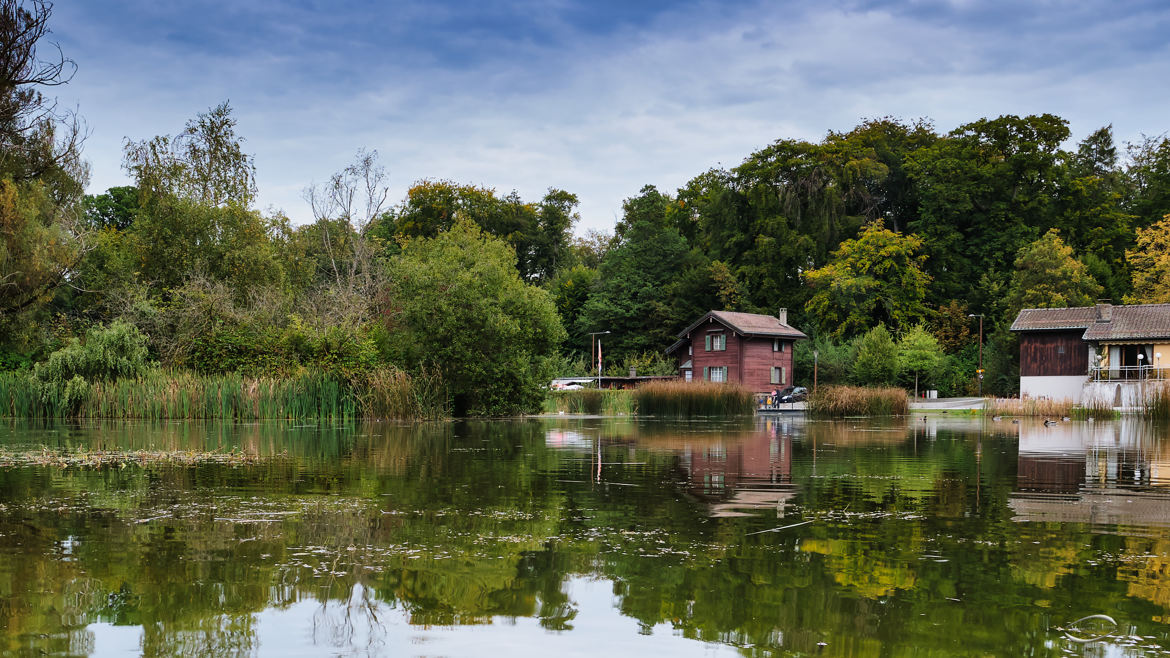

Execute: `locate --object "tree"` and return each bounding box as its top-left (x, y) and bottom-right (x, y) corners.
top-left (381, 220), bottom-right (566, 415)
top-left (1004, 229), bottom-right (1102, 318)
top-left (123, 101), bottom-right (256, 208)
top-left (1125, 214), bottom-right (1170, 304)
top-left (897, 324), bottom-right (943, 398)
top-left (803, 220), bottom-right (930, 338)
top-left (547, 264), bottom-right (598, 353)
top-left (0, 0), bottom-right (88, 324)
top-left (852, 324), bottom-right (899, 387)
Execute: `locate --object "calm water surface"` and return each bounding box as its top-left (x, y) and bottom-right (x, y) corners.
top-left (2, 416), bottom-right (1170, 656)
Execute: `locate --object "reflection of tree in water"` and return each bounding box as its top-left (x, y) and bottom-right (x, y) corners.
top-left (3, 418), bottom-right (1170, 655)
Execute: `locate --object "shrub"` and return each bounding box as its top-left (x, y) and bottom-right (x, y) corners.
top-left (34, 320), bottom-right (150, 384)
top-left (852, 325), bottom-right (899, 386)
top-left (808, 385), bottom-right (908, 417)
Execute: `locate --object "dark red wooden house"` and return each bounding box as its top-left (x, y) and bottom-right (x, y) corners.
top-left (666, 310), bottom-right (807, 393)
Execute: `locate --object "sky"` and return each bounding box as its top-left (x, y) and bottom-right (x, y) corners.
top-left (47, 0), bottom-right (1170, 234)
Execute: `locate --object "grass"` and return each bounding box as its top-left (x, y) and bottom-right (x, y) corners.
top-left (632, 380), bottom-right (754, 417)
top-left (807, 386), bottom-right (908, 418)
top-left (0, 367), bottom-right (447, 421)
top-left (544, 389), bottom-right (635, 415)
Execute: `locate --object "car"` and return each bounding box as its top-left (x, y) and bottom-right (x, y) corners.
top-left (779, 386), bottom-right (808, 403)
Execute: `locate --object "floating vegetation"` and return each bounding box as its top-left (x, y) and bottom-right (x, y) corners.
top-left (807, 386), bottom-right (908, 417)
top-left (0, 446), bottom-right (281, 469)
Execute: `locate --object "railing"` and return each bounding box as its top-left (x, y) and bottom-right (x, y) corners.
top-left (1090, 365), bottom-right (1168, 382)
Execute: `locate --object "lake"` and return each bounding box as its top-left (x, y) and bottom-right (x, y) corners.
top-left (2, 415), bottom-right (1169, 656)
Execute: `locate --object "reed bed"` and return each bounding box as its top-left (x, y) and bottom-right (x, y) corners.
top-left (983, 397), bottom-right (1077, 419)
top-left (633, 380), bottom-right (754, 417)
top-left (1145, 384), bottom-right (1170, 420)
top-left (0, 367), bottom-right (447, 420)
top-left (807, 386), bottom-right (908, 418)
top-left (544, 389), bottom-right (635, 415)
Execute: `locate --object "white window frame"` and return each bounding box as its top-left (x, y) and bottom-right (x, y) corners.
top-left (771, 366), bottom-right (786, 385)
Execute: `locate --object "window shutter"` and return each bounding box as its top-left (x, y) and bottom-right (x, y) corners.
top-left (705, 335), bottom-right (711, 351)
top-left (703, 366), bottom-right (709, 381)
top-left (781, 366), bottom-right (787, 385)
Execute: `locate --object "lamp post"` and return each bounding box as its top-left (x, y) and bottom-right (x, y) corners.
top-left (588, 330), bottom-right (611, 390)
top-left (968, 314), bottom-right (984, 397)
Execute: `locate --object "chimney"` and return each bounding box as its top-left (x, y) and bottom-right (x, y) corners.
top-left (629, 366), bottom-right (637, 378)
top-left (777, 308), bottom-right (788, 325)
top-left (1095, 301), bottom-right (1112, 323)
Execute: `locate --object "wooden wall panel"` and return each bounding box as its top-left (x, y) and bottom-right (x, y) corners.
top-left (1019, 331), bottom-right (1088, 376)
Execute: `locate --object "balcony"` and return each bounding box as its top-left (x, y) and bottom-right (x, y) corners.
top-left (1090, 365), bottom-right (1168, 382)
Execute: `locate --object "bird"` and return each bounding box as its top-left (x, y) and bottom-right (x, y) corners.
top-left (1061, 416), bottom-right (1071, 422)
top-left (1011, 419), bottom-right (1020, 424)
top-left (1043, 418), bottom-right (1058, 426)
top-left (992, 415), bottom-right (1003, 421)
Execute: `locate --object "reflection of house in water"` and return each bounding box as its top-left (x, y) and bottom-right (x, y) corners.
top-left (1010, 420), bottom-right (1170, 527)
top-left (677, 418), bottom-right (797, 517)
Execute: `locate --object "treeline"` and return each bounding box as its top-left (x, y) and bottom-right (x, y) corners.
top-left (4, 2), bottom-right (1170, 415)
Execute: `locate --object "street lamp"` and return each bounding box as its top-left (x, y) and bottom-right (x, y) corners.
top-left (968, 314), bottom-right (984, 397)
top-left (588, 330), bottom-right (611, 390)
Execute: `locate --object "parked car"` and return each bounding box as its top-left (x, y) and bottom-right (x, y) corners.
top-left (780, 386), bottom-right (808, 403)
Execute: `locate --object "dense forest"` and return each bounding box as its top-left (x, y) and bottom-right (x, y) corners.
top-left (3, 2), bottom-right (1170, 414)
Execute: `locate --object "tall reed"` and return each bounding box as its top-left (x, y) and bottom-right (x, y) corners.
top-left (1144, 384), bottom-right (1170, 420)
top-left (807, 386), bottom-right (908, 417)
top-left (633, 380), bottom-right (754, 417)
top-left (0, 367), bottom-right (447, 420)
top-left (983, 397), bottom-right (1076, 419)
top-left (545, 389), bottom-right (635, 415)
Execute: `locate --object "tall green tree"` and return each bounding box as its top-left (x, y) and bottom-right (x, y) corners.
top-left (897, 324), bottom-right (943, 398)
top-left (1125, 214), bottom-right (1170, 304)
top-left (852, 324), bottom-right (899, 387)
top-left (381, 220), bottom-right (565, 416)
top-left (1004, 229), bottom-right (1102, 318)
top-left (803, 220), bottom-right (930, 338)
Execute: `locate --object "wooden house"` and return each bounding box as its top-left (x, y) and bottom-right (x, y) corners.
top-left (1010, 303), bottom-right (1170, 401)
top-left (666, 310), bottom-right (807, 393)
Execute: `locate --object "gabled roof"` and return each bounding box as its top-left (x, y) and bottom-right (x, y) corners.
top-left (1082, 304), bottom-right (1170, 341)
top-left (676, 310), bottom-right (808, 342)
top-left (1010, 304), bottom-right (1170, 341)
top-left (1009, 307), bottom-right (1097, 332)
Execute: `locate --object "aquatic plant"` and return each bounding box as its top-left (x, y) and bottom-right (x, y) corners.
top-left (982, 396), bottom-right (1077, 419)
top-left (1143, 383), bottom-right (1170, 420)
top-left (807, 386), bottom-right (908, 417)
top-left (632, 380), bottom-right (754, 417)
top-left (545, 389), bottom-right (635, 415)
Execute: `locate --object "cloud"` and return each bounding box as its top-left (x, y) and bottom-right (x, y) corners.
top-left (49, 0), bottom-right (1170, 233)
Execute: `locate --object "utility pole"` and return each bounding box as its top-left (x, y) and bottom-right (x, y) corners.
top-left (968, 314), bottom-right (984, 397)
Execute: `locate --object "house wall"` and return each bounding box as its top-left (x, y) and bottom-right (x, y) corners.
top-left (1020, 330), bottom-right (1089, 376)
top-left (684, 322), bottom-right (797, 392)
top-left (1020, 376), bottom-right (1085, 402)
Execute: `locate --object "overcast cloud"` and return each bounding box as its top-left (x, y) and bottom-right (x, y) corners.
top-left (49, 0), bottom-right (1170, 233)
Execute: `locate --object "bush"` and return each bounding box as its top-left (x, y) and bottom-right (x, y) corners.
top-left (852, 325), bottom-right (899, 386)
top-left (33, 320), bottom-right (150, 385)
top-left (808, 385), bottom-right (908, 417)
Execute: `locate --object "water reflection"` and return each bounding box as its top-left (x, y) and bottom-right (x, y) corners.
top-left (2, 417), bottom-right (1170, 656)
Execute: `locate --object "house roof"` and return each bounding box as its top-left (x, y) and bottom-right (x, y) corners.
top-left (1010, 304), bottom-right (1170, 341)
top-left (673, 310), bottom-right (808, 345)
top-left (1009, 307), bottom-right (1097, 332)
top-left (1082, 304), bottom-right (1170, 341)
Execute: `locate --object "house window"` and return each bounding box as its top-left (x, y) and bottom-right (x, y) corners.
top-left (705, 333), bottom-right (726, 351)
top-left (684, 370), bottom-right (692, 382)
top-left (705, 366), bottom-right (727, 382)
top-left (771, 366), bottom-right (786, 385)
top-left (772, 339), bottom-right (785, 352)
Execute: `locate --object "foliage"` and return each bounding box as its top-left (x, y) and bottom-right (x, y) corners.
top-left (547, 264), bottom-right (598, 351)
top-left (1005, 229), bottom-right (1102, 318)
top-left (807, 385), bottom-right (908, 417)
top-left (897, 324), bottom-right (943, 396)
top-left (33, 320), bottom-right (149, 385)
top-left (122, 101), bottom-right (256, 207)
top-left (804, 220), bottom-right (930, 338)
top-left (382, 220), bottom-right (566, 416)
top-left (544, 388), bottom-right (635, 416)
top-left (852, 324), bottom-right (900, 386)
top-left (793, 333), bottom-right (855, 387)
top-left (1125, 214), bottom-right (1170, 304)
top-left (930, 300), bottom-right (973, 354)
top-left (632, 380), bottom-right (754, 417)
top-left (604, 351), bottom-right (678, 377)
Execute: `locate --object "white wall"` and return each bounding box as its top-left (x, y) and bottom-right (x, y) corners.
top-left (1020, 376), bottom-right (1085, 403)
